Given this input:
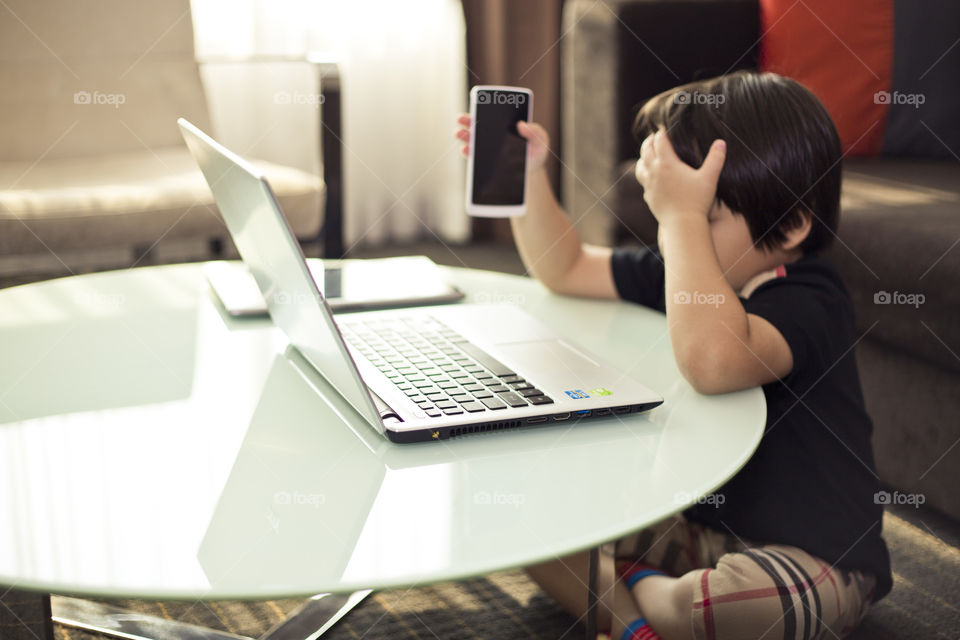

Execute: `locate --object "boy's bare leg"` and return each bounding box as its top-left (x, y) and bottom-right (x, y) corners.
top-left (630, 572), bottom-right (698, 640)
top-left (526, 550), bottom-right (616, 633)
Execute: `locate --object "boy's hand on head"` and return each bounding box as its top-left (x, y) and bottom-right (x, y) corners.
top-left (455, 114), bottom-right (550, 172)
top-left (635, 129), bottom-right (726, 224)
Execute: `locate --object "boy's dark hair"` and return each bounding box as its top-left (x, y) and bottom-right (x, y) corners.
top-left (633, 71), bottom-right (841, 254)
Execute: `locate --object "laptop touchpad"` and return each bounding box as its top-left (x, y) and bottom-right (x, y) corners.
top-left (494, 340), bottom-right (602, 374)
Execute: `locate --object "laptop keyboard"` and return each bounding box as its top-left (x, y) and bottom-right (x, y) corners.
top-left (340, 316), bottom-right (554, 418)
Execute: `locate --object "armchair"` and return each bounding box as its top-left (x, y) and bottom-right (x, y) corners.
top-left (0, 0), bottom-right (342, 279)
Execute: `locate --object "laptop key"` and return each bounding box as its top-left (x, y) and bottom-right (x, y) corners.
top-left (500, 375), bottom-right (524, 384)
top-left (435, 400), bottom-right (457, 409)
top-left (450, 394), bottom-right (472, 403)
top-left (456, 342), bottom-right (515, 377)
top-left (497, 391), bottom-right (528, 407)
top-left (509, 381), bottom-right (533, 391)
top-left (461, 401), bottom-right (485, 413)
top-left (526, 395), bottom-right (555, 405)
top-left (425, 409), bottom-right (443, 417)
top-left (519, 387), bottom-right (543, 397)
top-left (471, 389), bottom-right (493, 399)
top-left (480, 397), bottom-right (507, 410)
top-left (463, 383), bottom-right (485, 392)
top-left (487, 384), bottom-right (509, 393)
top-left (442, 406), bottom-right (464, 415)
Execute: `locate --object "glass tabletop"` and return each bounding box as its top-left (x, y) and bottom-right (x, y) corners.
top-left (0, 263), bottom-right (764, 599)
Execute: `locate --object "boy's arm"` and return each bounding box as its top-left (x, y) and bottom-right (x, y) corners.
top-left (456, 115), bottom-right (617, 300)
top-left (639, 130), bottom-right (793, 394)
top-left (510, 163), bottom-right (617, 299)
top-left (659, 216), bottom-right (793, 393)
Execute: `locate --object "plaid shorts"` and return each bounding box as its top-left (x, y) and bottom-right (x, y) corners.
top-left (609, 515), bottom-right (876, 640)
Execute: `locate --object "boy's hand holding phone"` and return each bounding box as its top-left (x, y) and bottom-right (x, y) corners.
top-left (459, 86), bottom-right (539, 217)
top-left (456, 116), bottom-right (550, 173)
top-left (635, 128), bottom-right (726, 225)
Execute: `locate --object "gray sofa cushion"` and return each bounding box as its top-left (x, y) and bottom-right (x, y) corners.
top-left (0, 148), bottom-right (323, 254)
top-left (832, 160), bottom-right (960, 374)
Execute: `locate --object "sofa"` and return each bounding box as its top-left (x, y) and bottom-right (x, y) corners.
top-left (0, 0), bottom-right (341, 280)
top-left (562, 0), bottom-right (960, 520)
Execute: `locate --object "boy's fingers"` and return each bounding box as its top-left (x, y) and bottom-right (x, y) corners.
top-left (517, 121), bottom-right (548, 147)
top-left (457, 114), bottom-right (471, 125)
top-left (461, 144), bottom-right (469, 157)
top-left (640, 133), bottom-right (656, 160)
top-left (652, 128), bottom-right (678, 161)
top-left (699, 139), bottom-right (727, 180)
top-left (455, 128), bottom-right (469, 141)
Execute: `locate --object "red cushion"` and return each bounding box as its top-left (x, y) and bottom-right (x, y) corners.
top-left (759, 0), bottom-right (894, 156)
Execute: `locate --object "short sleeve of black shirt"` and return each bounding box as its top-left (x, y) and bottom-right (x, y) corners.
top-left (610, 246), bottom-right (666, 312)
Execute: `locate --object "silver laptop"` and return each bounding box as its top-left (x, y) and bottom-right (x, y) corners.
top-left (179, 118), bottom-right (663, 443)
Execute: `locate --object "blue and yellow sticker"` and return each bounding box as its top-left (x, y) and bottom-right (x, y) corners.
top-left (564, 388), bottom-right (614, 399)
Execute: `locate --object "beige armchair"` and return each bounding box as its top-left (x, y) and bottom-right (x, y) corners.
top-left (0, 0), bottom-right (330, 278)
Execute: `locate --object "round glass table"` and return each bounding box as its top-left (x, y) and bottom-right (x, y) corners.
top-left (0, 263), bottom-right (764, 639)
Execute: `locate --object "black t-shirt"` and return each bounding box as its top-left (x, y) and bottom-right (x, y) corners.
top-left (611, 246), bottom-right (892, 601)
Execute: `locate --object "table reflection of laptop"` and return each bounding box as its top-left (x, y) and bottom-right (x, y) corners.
top-left (198, 349), bottom-right (664, 591)
top-left (180, 118), bottom-right (662, 443)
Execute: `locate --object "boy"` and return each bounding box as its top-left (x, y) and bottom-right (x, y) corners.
top-left (455, 71), bottom-right (891, 639)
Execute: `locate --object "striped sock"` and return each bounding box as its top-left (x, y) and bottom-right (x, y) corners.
top-left (616, 560), bottom-right (666, 590)
top-left (620, 617), bottom-right (661, 640)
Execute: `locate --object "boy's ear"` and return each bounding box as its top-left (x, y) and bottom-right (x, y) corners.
top-left (781, 211), bottom-right (813, 251)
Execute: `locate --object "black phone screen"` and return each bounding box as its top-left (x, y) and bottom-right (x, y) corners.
top-left (472, 89), bottom-right (530, 205)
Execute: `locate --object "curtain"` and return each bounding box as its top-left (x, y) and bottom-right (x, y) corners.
top-left (191, 0), bottom-right (469, 248)
top-left (461, 0), bottom-right (563, 242)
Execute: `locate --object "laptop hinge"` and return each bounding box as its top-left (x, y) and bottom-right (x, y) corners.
top-left (368, 388), bottom-right (403, 425)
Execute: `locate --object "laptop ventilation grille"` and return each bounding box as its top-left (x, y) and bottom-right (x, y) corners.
top-left (449, 420), bottom-right (522, 438)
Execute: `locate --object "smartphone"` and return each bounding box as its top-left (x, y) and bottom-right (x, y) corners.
top-left (465, 85), bottom-right (533, 217)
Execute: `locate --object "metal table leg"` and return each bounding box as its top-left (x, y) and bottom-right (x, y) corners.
top-left (586, 545), bottom-right (599, 640)
top-left (50, 590), bottom-right (371, 640)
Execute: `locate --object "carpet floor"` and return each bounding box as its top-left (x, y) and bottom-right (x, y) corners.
top-left (54, 503), bottom-right (960, 640)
